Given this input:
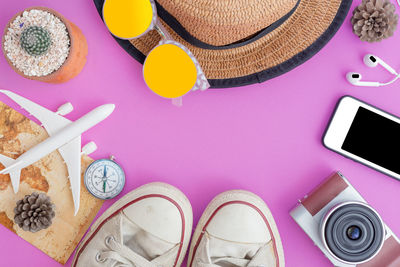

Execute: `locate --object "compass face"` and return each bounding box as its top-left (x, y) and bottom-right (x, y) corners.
top-left (84, 159), bottom-right (125, 199)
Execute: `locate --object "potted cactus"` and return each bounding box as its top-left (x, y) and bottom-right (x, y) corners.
top-left (2, 7), bottom-right (88, 83)
top-left (20, 26), bottom-right (52, 56)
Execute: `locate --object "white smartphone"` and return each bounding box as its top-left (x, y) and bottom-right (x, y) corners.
top-left (323, 96), bottom-right (400, 181)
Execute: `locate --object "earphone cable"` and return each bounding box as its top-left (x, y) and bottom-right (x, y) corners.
top-left (381, 73), bottom-right (400, 86)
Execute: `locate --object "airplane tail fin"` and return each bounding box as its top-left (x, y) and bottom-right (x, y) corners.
top-left (9, 171), bottom-right (21, 193)
top-left (71, 179), bottom-right (80, 216)
top-left (0, 154), bottom-right (21, 193)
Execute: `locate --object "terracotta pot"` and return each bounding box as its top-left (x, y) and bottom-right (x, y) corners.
top-left (1, 6), bottom-right (88, 83)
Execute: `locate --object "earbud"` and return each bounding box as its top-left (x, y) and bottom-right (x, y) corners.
top-left (363, 54), bottom-right (398, 75)
top-left (346, 54), bottom-right (400, 87)
top-left (346, 72), bottom-right (381, 87)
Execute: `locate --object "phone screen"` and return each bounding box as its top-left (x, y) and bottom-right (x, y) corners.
top-left (341, 107), bottom-right (400, 174)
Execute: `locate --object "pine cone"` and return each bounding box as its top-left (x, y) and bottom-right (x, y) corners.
top-left (14, 192), bottom-right (55, 233)
top-left (351, 0), bottom-right (398, 42)
top-left (20, 26), bottom-right (51, 56)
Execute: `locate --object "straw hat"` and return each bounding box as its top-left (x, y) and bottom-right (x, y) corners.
top-left (94, 0), bottom-right (352, 88)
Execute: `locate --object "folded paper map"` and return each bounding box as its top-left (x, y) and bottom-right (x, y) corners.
top-left (0, 101), bottom-right (103, 264)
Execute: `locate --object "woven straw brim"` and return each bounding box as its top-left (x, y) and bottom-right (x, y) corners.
top-left (156, 0), bottom-right (299, 46)
top-left (94, 0), bottom-right (352, 88)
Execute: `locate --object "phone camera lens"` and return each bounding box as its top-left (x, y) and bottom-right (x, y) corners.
top-left (347, 225), bottom-right (361, 240)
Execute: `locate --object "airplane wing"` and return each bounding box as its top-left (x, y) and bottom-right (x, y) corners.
top-left (58, 137), bottom-right (81, 215)
top-left (0, 90), bottom-right (71, 135)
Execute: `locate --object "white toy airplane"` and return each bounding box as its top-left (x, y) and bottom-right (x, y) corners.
top-left (0, 90), bottom-right (115, 215)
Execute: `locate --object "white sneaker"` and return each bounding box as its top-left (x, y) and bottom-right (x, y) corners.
top-left (188, 190), bottom-right (285, 267)
top-left (72, 182), bottom-right (193, 267)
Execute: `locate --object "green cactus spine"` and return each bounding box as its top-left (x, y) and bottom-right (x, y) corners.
top-left (20, 26), bottom-right (51, 56)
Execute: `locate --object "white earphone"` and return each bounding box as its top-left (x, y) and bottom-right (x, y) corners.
top-left (346, 54), bottom-right (400, 87)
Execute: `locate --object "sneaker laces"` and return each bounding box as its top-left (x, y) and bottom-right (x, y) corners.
top-left (96, 235), bottom-right (160, 267)
top-left (197, 260), bottom-right (265, 267)
top-left (196, 233), bottom-right (271, 267)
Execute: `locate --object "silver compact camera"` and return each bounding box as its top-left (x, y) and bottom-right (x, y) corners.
top-left (290, 172), bottom-right (400, 266)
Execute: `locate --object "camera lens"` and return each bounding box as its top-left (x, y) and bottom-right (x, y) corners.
top-left (347, 225), bottom-right (361, 240)
top-left (323, 203), bottom-right (384, 263)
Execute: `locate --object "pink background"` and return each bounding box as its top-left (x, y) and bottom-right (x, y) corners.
top-left (0, 1), bottom-right (400, 266)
